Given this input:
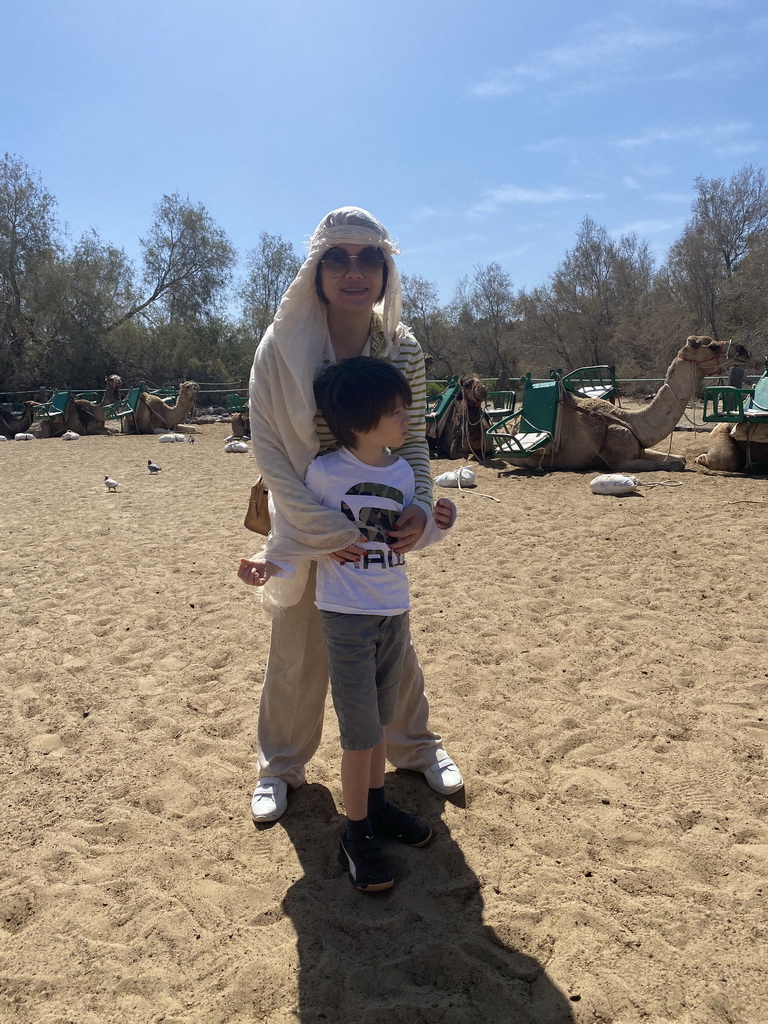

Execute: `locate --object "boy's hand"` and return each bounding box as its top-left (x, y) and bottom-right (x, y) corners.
top-left (238, 558), bottom-right (280, 586)
top-left (433, 497), bottom-right (457, 530)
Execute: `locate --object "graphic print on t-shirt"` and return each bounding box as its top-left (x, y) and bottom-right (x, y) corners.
top-left (338, 481), bottom-right (407, 569)
top-left (340, 481), bottom-right (406, 543)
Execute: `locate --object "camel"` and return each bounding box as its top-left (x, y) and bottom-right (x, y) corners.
top-left (435, 373), bottom-right (494, 460)
top-left (0, 401), bottom-right (37, 439)
top-left (35, 375), bottom-right (123, 438)
top-left (72, 375), bottom-right (123, 434)
top-left (230, 410), bottom-right (250, 438)
top-left (497, 336), bottom-right (750, 472)
top-left (694, 366), bottom-right (768, 472)
top-left (123, 381), bottom-right (200, 434)
top-left (694, 421), bottom-right (768, 473)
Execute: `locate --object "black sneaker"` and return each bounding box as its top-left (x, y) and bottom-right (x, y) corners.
top-left (338, 833), bottom-right (395, 892)
top-left (371, 806), bottom-right (432, 847)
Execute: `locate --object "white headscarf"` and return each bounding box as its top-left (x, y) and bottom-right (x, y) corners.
top-left (249, 207), bottom-right (407, 610)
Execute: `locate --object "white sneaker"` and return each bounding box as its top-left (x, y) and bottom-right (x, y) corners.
top-left (251, 777), bottom-right (288, 822)
top-left (424, 756), bottom-right (464, 795)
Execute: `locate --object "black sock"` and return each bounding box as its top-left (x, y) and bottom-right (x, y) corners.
top-left (346, 816), bottom-right (373, 841)
top-left (367, 786), bottom-right (387, 818)
top-left (368, 787), bottom-right (400, 823)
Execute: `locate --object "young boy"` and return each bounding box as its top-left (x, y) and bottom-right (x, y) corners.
top-left (241, 357), bottom-right (456, 892)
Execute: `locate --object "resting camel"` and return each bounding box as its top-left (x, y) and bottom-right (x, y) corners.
top-left (435, 373), bottom-right (494, 460)
top-left (0, 401), bottom-right (37, 438)
top-left (35, 375), bottom-right (123, 437)
top-left (694, 421), bottom-right (768, 473)
top-left (502, 336), bottom-right (749, 472)
top-left (72, 375), bottom-right (123, 434)
top-left (123, 381), bottom-right (200, 434)
top-left (694, 362), bottom-right (768, 473)
top-left (231, 410), bottom-right (250, 438)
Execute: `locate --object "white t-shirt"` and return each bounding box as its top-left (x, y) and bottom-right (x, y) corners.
top-left (304, 447), bottom-right (442, 615)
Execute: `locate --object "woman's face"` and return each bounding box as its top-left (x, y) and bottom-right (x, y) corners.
top-left (318, 243), bottom-right (385, 313)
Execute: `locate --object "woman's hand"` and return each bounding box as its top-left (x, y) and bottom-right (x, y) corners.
top-left (238, 558), bottom-right (280, 586)
top-left (433, 497), bottom-right (457, 530)
top-left (328, 537), bottom-right (369, 564)
top-left (387, 505), bottom-right (428, 553)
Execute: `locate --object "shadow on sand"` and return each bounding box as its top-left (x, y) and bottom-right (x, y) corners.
top-left (274, 779), bottom-right (576, 1024)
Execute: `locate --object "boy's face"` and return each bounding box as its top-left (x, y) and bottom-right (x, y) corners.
top-left (355, 401), bottom-right (411, 450)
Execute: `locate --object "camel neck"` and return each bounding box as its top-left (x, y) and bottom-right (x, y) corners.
top-left (623, 356), bottom-right (698, 446)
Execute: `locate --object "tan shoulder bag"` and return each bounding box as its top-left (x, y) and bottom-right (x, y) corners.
top-left (244, 475), bottom-right (271, 535)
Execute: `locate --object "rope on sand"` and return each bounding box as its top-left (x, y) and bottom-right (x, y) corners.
top-left (456, 473), bottom-right (501, 502)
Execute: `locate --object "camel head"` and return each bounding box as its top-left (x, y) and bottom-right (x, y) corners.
top-left (678, 336), bottom-right (733, 375)
top-left (727, 342), bottom-right (751, 366)
top-left (458, 373), bottom-right (488, 406)
top-left (179, 381), bottom-right (200, 398)
top-left (104, 375), bottom-right (122, 402)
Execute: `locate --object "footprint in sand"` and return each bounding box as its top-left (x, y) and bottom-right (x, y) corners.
top-left (29, 732), bottom-right (66, 756)
top-left (0, 891), bottom-right (34, 934)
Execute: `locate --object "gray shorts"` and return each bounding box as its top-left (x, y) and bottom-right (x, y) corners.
top-left (319, 611), bottom-right (409, 751)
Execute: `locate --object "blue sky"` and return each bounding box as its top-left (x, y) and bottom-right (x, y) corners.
top-left (4, 0), bottom-right (766, 304)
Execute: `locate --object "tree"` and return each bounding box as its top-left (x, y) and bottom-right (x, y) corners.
top-left (1, 176), bottom-right (239, 388)
top-left (450, 262), bottom-right (517, 377)
top-left (0, 153), bottom-right (60, 377)
top-left (692, 164), bottom-right (768, 277)
top-left (665, 223), bottom-right (722, 336)
top-left (400, 273), bottom-right (455, 374)
top-left (661, 165), bottom-right (768, 341)
top-left (240, 231), bottom-right (301, 343)
top-left (38, 231), bottom-right (138, 383)
top-left (105, 193), bottom-right (237, 330)
top-left (718, 235), bottom-right (768, 352)
top-left (516, 217), bottom-right (658, 375)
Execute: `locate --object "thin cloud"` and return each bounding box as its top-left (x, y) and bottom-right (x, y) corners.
top-left (470, 20), bottom-right (686, 98)
top-left (404, 205), bottom-right (445, 224)
top-left (616, 217), bottom-right (685, 237)
top-left (678, 0), bottom-right (738, 8)
top-left (665, 56), bottom-right (738, 79)
top-left (471, 72), bottom-right (525, 99)
top-left (649, 192), bottom-right (691, 203)
top-left (468, 185), bottom-right (603, 218)
top-left (616, 122), bottom-right (752, 147)
top-left (713, 141), bottom-right (762, 157)
top-left (524, 137), bottom-right (576, 154)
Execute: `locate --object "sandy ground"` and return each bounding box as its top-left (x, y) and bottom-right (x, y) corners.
top-left (1, 421), bottom-right (767, 1024)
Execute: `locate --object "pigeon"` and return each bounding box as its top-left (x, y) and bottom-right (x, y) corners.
top-left (147, 459), bottom-right (162, 474)
top-left (104, 476), bottom-right (120, 492)
top-left (187, 435), bottom-right (195, 443)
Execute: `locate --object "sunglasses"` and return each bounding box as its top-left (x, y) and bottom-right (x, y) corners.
top-left (320, 246), bottom-right (386, 276)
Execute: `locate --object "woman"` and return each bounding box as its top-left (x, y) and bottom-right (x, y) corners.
top-left (239, 207), bottom-right (463, 822)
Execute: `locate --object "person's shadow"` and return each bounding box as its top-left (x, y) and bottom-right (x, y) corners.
top-left (274, 777), bottom-right (577, 1024)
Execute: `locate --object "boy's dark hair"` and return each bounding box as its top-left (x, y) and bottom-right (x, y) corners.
top-left (313, 357), bottom-right (412, 448)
